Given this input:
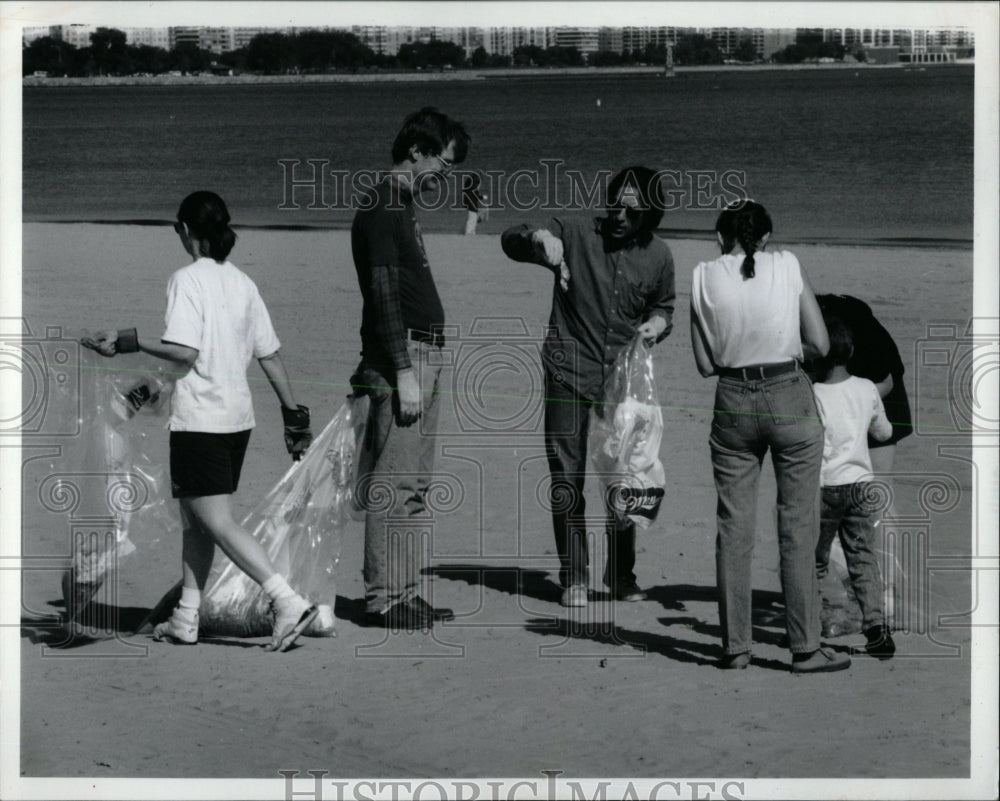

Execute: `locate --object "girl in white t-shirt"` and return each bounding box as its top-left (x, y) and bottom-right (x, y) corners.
top-left (690, 200), bottom-right (848, 674)
top-left (83, 191), bottom-right (318, 652)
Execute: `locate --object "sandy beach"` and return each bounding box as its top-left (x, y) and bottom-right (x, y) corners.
top-left (14, 223), bottom-right (983, 788)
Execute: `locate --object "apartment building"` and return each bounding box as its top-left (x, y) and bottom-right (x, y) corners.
top-left (551, 27), bottom-right (600, 57)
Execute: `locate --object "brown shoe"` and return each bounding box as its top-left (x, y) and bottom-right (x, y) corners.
top-left (410, 595), bottom-right (455, 622)
top-left (791, 647), bottom-right (851, 674)
top-left (365, 599), bottom-right (434, 631)
top-left (608, 578), bottom-right (647, 602)
top-left (719, 652), bottom-right (751, 670)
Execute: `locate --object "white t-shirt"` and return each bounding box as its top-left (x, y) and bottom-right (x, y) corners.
top-left (691, 250), bottom-right (803, 368)
top-left (813, 376), bottom-right (893, 486)
top-left (162, 258), bottom-right (281, 432)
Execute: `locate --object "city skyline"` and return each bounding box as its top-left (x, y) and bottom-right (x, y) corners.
top-left (23, 24), bottom-right (976, 63)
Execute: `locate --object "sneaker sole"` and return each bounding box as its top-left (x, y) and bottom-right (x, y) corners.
top-left (560, 597), bottom-right (588, 608)
top-left (152, 631), bottom-right (197, 645)
top-left (267, 605), bottom-right (319, 653)
top-left (792, 657), bottom-right (851, 674)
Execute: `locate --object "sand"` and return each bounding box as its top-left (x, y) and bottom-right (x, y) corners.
top-left (11, 223), bottom-right (987, 790)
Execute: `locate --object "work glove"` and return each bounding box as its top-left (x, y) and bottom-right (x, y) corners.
top-left (281, 404), bottom-right (312, 461)
top-left (80, 328), bottom-right (139, 356)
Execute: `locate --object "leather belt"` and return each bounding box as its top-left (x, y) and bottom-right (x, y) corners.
top-left (718, 361), bottom-right (798, 380)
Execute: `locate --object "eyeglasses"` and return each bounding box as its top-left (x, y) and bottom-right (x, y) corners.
top-left (435, 154), bottom-right (455, 172)
top-left (608, 203), bottom-right (646, 221)
top-left (173, 221), bottom-right (185, 234)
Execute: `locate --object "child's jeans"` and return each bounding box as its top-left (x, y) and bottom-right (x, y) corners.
top-left (816, 482), bottom-right (885, 631)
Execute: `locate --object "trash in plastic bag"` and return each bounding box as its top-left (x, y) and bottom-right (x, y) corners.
top-left (55, 348), bottom-right (179, 621)
top-left (590, 335), bottom-right (666, 529)
top-left (145, 394), bottom-right (368, 638)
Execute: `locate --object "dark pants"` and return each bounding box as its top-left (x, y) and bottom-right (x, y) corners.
top-left (544, 376), bottom-right (636, 589)
top-left (816, 483), bottom-right (885, 631)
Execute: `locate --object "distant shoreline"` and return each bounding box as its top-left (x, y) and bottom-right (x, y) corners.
top-left (21, 60), bottom-right (966, 88)
top-left (19, 219), bottom-right (973, 251)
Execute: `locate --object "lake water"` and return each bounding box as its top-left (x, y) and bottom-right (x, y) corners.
top-left (22, 67), bottom-right (974, 245)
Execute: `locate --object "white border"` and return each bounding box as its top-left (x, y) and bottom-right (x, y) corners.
top-left (2, 3), bottom-right (997, 800)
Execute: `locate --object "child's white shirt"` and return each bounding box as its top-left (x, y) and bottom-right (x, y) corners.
top-left (813, 375), bottom-right (893, 487)
top-left (162, 258), bottom-right (281, 432)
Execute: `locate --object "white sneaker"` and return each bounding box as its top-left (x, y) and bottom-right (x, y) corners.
top-left (560, 584), bottom-right (588, 608)
top-left (152, 610), bottom-right (198, 644)
top-left (266, 595), bottom-right (318, 652)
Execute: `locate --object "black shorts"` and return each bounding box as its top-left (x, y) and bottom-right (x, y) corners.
top-left (169, 430), bottom-right (252, 498)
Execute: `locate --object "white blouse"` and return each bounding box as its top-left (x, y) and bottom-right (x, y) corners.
top-left (691, 249), bottom-right (803, 368)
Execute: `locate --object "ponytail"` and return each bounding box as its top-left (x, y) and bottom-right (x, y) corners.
top-left (176, 190), bottom-right (237, 262)
top-left (206, 222), bottom-right (237, 261)
top-left (724, 201), bottom-right (773, 281)
top-left (736, 215), bottom-right (758, 279)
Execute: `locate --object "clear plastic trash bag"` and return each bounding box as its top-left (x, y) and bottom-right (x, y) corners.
top-left (55, 349), bottom-right (179, 618)
top-left (590, 335), bottom-right (666, 529)
top-left (146, 394), bottom-right (367, 638)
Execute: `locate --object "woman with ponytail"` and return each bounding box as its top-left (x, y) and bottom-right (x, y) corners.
top-left (83, 191), bottom-right (318, 652)
top-left (689, 200), bottom-right (849, 674)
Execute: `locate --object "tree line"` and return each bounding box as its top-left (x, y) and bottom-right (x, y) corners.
top-left (24, 27), bottom-right (864, 77)
top-left (23, 28), bottom-right (385, 76)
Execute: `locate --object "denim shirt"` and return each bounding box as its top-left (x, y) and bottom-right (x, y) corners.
top-left (502, 215), bottom-right (675, 400)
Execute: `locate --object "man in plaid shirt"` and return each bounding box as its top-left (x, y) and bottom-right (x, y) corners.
top-left (350, 107), bottom-right (470, 631)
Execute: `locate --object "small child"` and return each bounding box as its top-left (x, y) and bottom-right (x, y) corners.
top-left (813, 315), bottom-right (896, 659)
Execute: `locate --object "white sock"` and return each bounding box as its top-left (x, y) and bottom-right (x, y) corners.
top-left (262, 573), bottom-right (296, 603)
top-left (179, 587), bottom-right (201, 610)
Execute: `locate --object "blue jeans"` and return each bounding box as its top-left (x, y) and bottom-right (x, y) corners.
top-left (353, 342), bottom-right (443, 614)
top-left (709, 368), bottom-right (823, 656)
top-left (545, 376), bottom-right (636, 589)
top-left (816, 483), bottom-right (885, 630)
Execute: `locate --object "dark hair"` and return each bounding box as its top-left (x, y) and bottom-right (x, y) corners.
top-left (715, 199), bottom-right (772, 279)
top-left (606, 165), bottom-right (666, 247)
top-left (824, 313), bottom-right (854, 366)
top-left (715, 202), bottom-right (739, 254)
top-left (391, 106), bottom-right (470, 165)
top-left (177, 191), bottom-right (236, 261)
